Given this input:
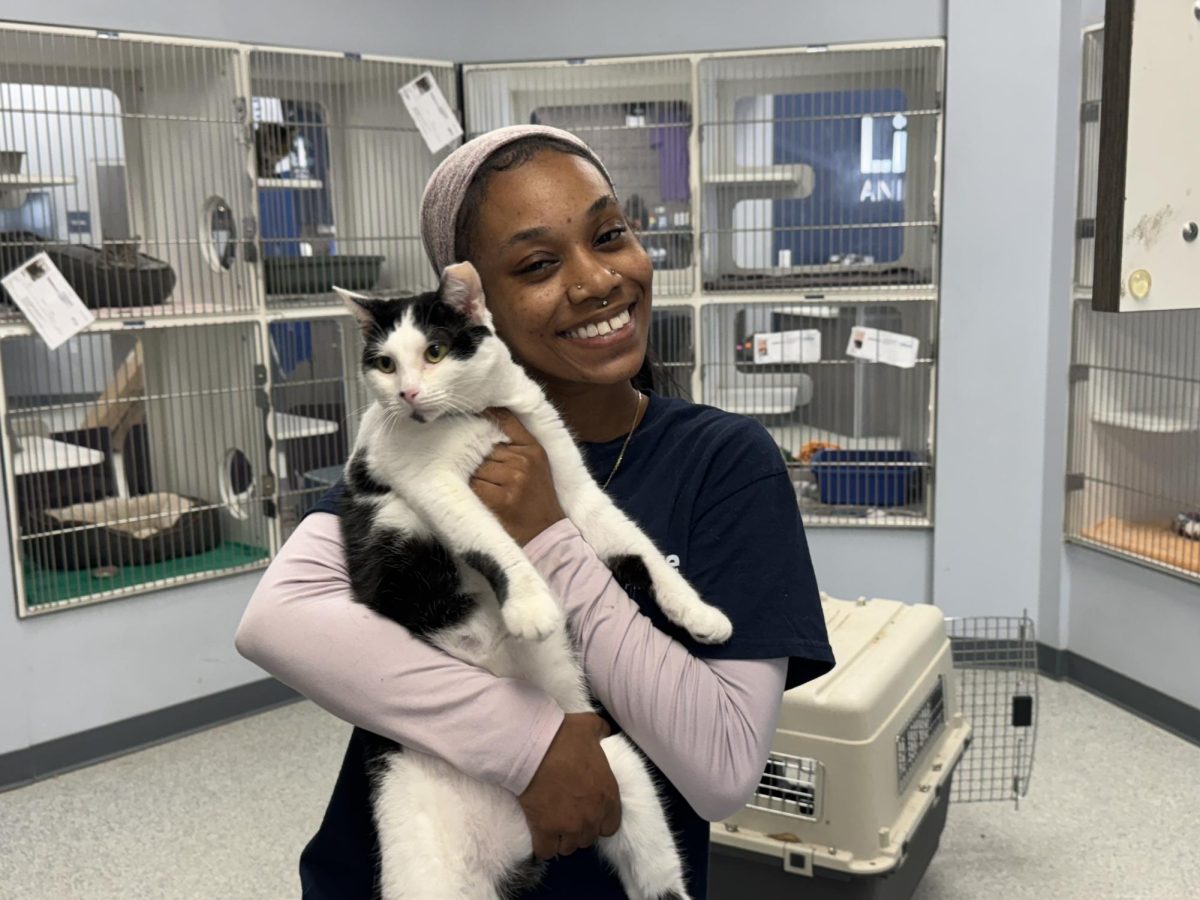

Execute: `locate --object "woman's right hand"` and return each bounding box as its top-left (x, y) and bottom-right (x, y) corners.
top-left (518, 712), bottom-right (622, 859)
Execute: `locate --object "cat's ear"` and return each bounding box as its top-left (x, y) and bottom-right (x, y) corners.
top-left (439, 262), bottom-right (492, 328)
top-left (334, 285), bottom-right (374, 330)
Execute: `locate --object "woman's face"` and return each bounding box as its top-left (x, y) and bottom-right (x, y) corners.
top-left (466, 150), bottom-right (653, 392)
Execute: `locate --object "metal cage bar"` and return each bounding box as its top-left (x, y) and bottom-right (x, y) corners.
top-left (747, 750), bottom-right (823, 822)
top-left (1065, 26), bottom-right (1200, 584)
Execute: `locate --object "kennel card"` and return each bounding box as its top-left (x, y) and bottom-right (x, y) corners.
top-left (399, 71), bottom-right (463, 153)
top-left (2, 252), bottom-right (94, 350)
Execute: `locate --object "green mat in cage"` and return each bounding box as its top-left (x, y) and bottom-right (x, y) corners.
top-left (22, 541), bottom-right (270, 608)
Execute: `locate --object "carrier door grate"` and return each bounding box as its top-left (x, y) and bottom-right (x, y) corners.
top-left (747, 752), bottom-right (822, 821)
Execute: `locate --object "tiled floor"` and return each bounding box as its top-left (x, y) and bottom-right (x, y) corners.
top-left (1, 677), bottom-right (1197, 899)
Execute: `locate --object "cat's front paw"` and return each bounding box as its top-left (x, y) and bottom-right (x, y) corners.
top-left (502, 579), bottom-right (564, 642)
top-left (677, 601), bottom-right (734, 645)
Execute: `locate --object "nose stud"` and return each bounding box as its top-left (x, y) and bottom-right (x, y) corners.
top-left (600, 299), bottom-right (609, 307)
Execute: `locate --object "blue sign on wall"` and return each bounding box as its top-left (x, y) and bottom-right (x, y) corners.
top-left (770, 88), bottom-right (908, 266)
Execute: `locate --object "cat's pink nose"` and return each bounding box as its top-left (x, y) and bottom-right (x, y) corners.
top-left (400, 388), bottom-right (420, 403)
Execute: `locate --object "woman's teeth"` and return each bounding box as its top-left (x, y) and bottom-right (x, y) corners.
top-left (563, 308), bottom-right (631, 340)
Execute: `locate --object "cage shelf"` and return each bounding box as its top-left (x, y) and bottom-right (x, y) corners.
top-left (1090, 406), bottom-right (1200, 434)
top-left (275, 412), bottom-right (339, 440)
top-left (1079, 518), bottom-right (1200, 578)
top-left (11, 436), bottom-right (106, 475)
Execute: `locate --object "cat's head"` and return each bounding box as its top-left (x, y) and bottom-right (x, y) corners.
top-left (337, 262), bottom-right (502, 424)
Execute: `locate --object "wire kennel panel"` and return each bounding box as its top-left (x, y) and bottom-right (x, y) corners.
top-left (2, 322), bottom-right (271, 616)
top-left (1065, 23), bottom-right (1200, 584)
top-left (0, 24), bottom-right (259, 322)
top-left (697, 42), bottom-right (944, 297)
top-left (945, 615), bottom-right (1038, 805)
top-left (699, 298), bottom-right (935, 527)
top-left (249, 50), bottom-right (458, 310)
top-left (269, 314), bottom-right (365, 539)
top-left (462, 57), bottom-right (697, 297)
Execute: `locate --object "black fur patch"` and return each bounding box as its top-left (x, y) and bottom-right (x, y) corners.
top-left (347, 454), bottom-right (388, 495)
top-left (495, 857), bottom-right (547, 899)
top-left (356, 289), bottom-right (492, 366)
top-left (463, 550), bottom-right (509, 605)
top-left (607, 554), bottom-right (654, 597)
top-left (340, 509), bottom-right (478, 638)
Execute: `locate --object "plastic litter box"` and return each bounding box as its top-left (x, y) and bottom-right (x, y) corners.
top-left (263, 255), bottom-right (385, 295)
top-left (810, 450), bottom-right (920, 507)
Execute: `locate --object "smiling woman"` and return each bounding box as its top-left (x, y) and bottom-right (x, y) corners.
top-left (236, 125), bottom-right (835, 900)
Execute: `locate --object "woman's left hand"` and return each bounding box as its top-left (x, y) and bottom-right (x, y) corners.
top-left (471, 409), bottom-right (567, 545)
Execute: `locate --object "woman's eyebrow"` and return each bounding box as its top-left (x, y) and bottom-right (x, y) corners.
top-left (587, 195), bottom-right (618, 217)
top-left (502, 195), bottom-right (619, 247)
top-left (503, 226), bottom-right (550, 247)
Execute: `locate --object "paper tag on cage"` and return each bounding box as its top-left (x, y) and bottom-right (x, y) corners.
top-left (2, 252), bottom-right (94, 350)
top-left (753, 329), bottom-right (821, 364)
top-left (399, 71), bottom-right (463, 154)
top-left (845, 326), bottom-right (919, 369)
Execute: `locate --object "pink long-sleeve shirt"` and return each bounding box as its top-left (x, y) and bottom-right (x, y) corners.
top-left (235, 512), bottom-right (785, 821)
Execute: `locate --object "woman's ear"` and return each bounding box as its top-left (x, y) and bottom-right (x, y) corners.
top-left (439, 262), bottom-right (492, 328)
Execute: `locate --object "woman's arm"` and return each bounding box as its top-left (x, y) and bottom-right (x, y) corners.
top-left (525, 520), bottom-right (785, 821)
top-left (235, 511), bottom-right (564, 795)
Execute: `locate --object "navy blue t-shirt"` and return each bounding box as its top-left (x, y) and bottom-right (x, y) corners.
top-left (298, 393), bottom-right (834, 899)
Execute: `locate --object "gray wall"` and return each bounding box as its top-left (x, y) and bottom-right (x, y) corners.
top-left (0, 1), bottom-right (945, 61)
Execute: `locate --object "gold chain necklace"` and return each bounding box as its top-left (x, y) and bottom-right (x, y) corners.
top-left (601, 391), bottom-right (645, 491)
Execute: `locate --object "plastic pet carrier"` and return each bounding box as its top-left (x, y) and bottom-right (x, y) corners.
top-left (710, 594), bottom-right (1038, 900)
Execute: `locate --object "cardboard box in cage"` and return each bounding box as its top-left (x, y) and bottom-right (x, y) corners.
top-left (710, 594), bottom-right (972, 900)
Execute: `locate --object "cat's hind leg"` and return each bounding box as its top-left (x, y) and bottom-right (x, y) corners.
top-left (595, 736), bottom-right (691, 900)
top-left (373, 749), bottom-right (538, 900)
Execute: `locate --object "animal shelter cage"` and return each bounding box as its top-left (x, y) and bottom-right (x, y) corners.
top-left (1065, 25), bottom-right (1200, 583)
top-left (697, 45), bottom-right (943, 296)
top-left (710, 595), bottom-right (1038, 899)
top-left (0, 20), bottom-right (459, 615)
top-left (0, 26), bottom-right (259, 320)
top-left (250, 50), bottom-right (457, 309)
top-left (1, 25), bottom-right (944, 613)
top-left (462, 56), bottom-right (697, 297)
top-left (1, 324), bottom-right (271, 614)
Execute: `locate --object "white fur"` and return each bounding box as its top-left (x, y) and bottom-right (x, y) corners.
top-left (346, 265), bottom-right (732, 899)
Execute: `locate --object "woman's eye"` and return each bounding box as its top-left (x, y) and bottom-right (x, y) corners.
top-left (517, 258), bottom-right (555, 276)
top-left (424, 342), bottom-right (449, 364)
top-left (597, 225), bottom-right (628, 245)
top-left (374, 356), bottom-right (396, 374)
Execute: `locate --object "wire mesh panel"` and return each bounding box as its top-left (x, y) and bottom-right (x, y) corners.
top-left (1065, 26), bottom-right (1200, 582)
top-left (250, 51), bottom-right (458, 309)
top-left (1, 323), bottom-right (271, 614)
top-left (747, 751), bottom-right (823, 822)
top-left (462, 58), bottom-right (696, 296)
top-left (0, 26), bottom-right (258, 320)
top-left (700, 298), bottom-right (934, 526)
top-left (698, 43), bottom-right (943, 295)
top-left (648, 305), bottom-right (694, 399)
top-left (1074, 27), bottom-right (1103, 294)
top-left (269, 315), bottom-right (365, 538)
top-left (945, 616), bottom-right (1038, 805)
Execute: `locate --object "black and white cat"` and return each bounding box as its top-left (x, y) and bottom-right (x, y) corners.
top-left (335, 261), bottom-right (733, 900)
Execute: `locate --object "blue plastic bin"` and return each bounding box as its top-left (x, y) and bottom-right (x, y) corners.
top-left (810, 450), bottom-right (919, 507)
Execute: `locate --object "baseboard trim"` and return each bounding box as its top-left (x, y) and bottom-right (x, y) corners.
top-left (3, 650), bottom-right (1194, 795)
top-left (1038, 644), bottom-right (1200, 746)
top-left (0, 678), bottom-right (298, 793)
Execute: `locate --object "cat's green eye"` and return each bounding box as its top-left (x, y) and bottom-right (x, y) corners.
top-left (374, 356), bottom-right (396, 374)
top-left (425, 342), bottom-right (449, 364)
